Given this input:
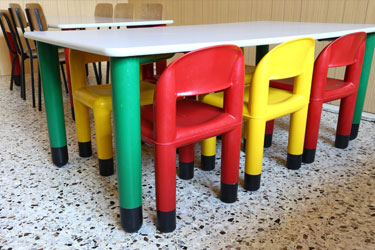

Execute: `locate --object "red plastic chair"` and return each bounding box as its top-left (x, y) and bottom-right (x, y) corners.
top-left (267, 32), bottom-right (366, 163)
top-left (141, 45), bottom-right (244, 232)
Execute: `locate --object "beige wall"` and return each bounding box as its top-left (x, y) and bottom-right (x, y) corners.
top-left (129, 0), bottom-right (375, 113)
top-left (1, 0), bottom-right (375, 112)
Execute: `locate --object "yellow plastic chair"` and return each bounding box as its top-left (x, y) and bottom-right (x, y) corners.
top-left (69, 50), bottom-right (155, 176)
top-left (200, 37), bottom-right (315, 191)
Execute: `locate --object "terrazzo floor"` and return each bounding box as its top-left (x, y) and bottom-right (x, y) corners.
top-left (0, 74), bottom-right (375, 250)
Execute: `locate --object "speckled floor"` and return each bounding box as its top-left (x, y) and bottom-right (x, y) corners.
top-left (0, 74), bottom-right (375, 250)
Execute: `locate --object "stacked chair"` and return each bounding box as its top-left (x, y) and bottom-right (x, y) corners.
top-left (9, 3), bottom-right (68, 111)
top-left (0, 10), bottom-right (21, 93)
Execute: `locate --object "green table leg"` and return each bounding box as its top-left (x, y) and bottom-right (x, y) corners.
top-left (110, 57), bottom-right (143, 233)
top-left (351, 33), bottom-right (375, 140)
top-left (37, 42), bottom-right (68, 167)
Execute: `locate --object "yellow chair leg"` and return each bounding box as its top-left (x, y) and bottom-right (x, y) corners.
top-left (287, 105), bottom-right (309, 170)
top-left (201, 136), bottom-right (216, 170)
top-left (74, 101), bottom-right (92, 158)
top-left (244, 118), bottom-right (266, 191)
top-left (93, 107), bottom-right (114, 176)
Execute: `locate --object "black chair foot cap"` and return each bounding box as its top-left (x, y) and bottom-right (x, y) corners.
top-left (302, 148), bottom-right (316, 163)
top-left (350, 123), bottom-right (359, 140)
top-left (120, 206), bottom-right (143, 233)
top-left (287, 153), bottom-right (302, 170)
top-left (264, 134), bottom-right (272, 148)
top-left (51, 146), bottom-right (68, 167)
top-left (178, 162), bottom-right (194, 180)
top-left (78, 141), bottom-right (92, 157)
top-left (244, 173), bottom-right (261, 191)
top-left (157, 210), bottom-right (176, 233)
top-left (335, 134), bottom-right (350, 149)
top-left (220, 182), bottom-right (238, 203)
top-left (99, 158), bottom-right (114, 176)
top-left (201, 155), bottom-right (215, 171)
top-left (14, 75), bottom-right (21, 86)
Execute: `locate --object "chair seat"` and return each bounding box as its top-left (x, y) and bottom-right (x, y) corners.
top-left (73, 80), bottom-right (155, 110)
top-left (270, 77), bottom-right (357, 102)
top-left (141, 99), bottom-right (241, 146)
top-left (201, 86), bottom-right (300, 120)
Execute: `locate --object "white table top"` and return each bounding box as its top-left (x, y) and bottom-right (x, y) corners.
top-left (25, 21), bottom-right (375, 57)
top-left (47, 16), bottom-right (173, 29)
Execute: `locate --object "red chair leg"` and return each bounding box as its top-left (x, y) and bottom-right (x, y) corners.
top-left (303, 100), bottom-right (323, 163)
top-left (155, 145), bottom-right (177, 233)
top-left (178, 143), bottom-right (195, 180)
top-left (336, 94), bottom-right (357, 149)
top-left (265, 120), bottom-right (275, 148)
top-left (220, 126), bottom-right (242, 203)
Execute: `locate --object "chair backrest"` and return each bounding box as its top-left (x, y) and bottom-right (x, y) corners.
top-left (154, 45), bottom-right (244, 138)
top-left (140, 3), bottom-right (162, 20)
top-left (311, 32), bottom-right (367, 98)
top-left (9, 3), bottom-right (28, 29)
top-left (94, 3), bottom-right (113, 18)
top-left (0, 10), bottom-right (20, 55)
top-left (114, 3), bottom-right (134, 19)
top-left (250, 37), bottom-right (315, 115)
top-left (25, 3), bottom-right (47, 31)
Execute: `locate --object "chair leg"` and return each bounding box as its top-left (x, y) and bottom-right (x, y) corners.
top-left (220, 126), bottom-right (242, 203)
top-left (98, 62), bottom-right (102, 83)
top-left (178, 143), bottom-right (195, 180)
top-left (93, 107), bottom-right (114, 176)
top-left (302, 100), bottom-right (323, 164)
top-left (155, 144), bottom-right (177, 233)
top-left (30, 57), bottom-right (36, 108)
top-left (244, 118), bottom-right (266, 191)
top-left (10, 55), bottom-right (16, 91)
top-left (106, 61), bottom-right (110, 84)
top-left (93, 63), bottom-right (101, 85)
top-left (287, 106), bottom-right (309, 170)
top-left (74, 100), bottom-right (92, 159)
top-left (38, 67), bottom-right (42, 111)
top-left (264, 120), bottom-right (275, 148)
top-left (20, 57), bottom-right (26, 100)
top-left (201, 136), bottom-right (216, 171)
top-left (60, 62), bottom-right (69, 94)
top-left (335, 94), bottom-right (357, 149)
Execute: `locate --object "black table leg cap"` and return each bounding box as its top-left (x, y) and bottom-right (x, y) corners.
top-left (99, 158), bottom-right (114, 176)
top-left (178, 162), bottom-right (194, 180)
top-left (157, 210), bottom-right (176, 233)
top-left (350, 123), bottom-right (359, 140)
top-left (244, 173), bottom-right (261, 191)
top-left (78, 141), bottom-right (92, 157)
top-left (287, 153), bottom-right (302, 170)
top-left (220, 182), bottom-right (238, 203)
top-left (120, 206), bottom-right (142, 233)
top-left (51, 146), bottom-right (68, 167)
top-left (264, 134), bottom-right (273, 148)
top-left (201, 155), bottom-right (215, 171)
top-left (302, 148), bottom-right (316, 163)
top-left (335, 134), bottom-right (350, 149)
